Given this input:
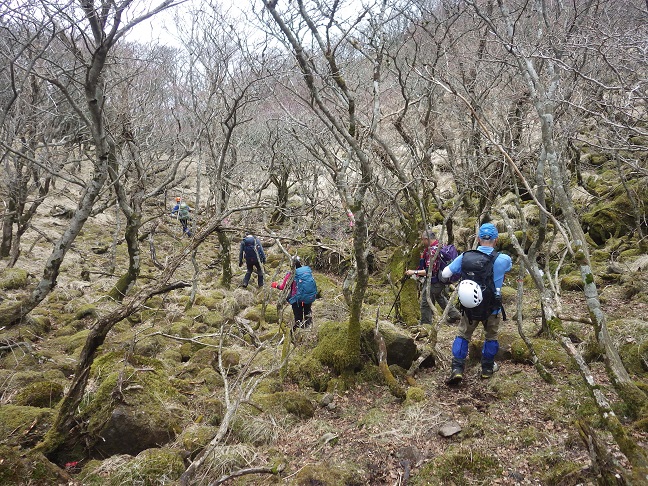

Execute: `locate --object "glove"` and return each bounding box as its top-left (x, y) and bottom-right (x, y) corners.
top-left (238, 262), bottom-right (242, 267)
top-left (271, 282), bottom-right (278, 289)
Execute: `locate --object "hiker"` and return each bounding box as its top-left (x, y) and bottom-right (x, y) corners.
top-left (271, 256), bottom-right (317, 329)
top-left (238, 234), bottom-right (266, 287)
top-left (441, 223), bottom-right (512, 384)
top-left (405, 230), bottom-right (462, 325)
top-left (170, 197), bottom-right (193, 237)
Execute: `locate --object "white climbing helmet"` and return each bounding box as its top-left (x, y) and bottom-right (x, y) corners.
top-left (458, 280), bottom-right (483, 308)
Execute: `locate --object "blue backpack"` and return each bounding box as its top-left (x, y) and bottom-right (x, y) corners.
top-left (243, 236), bottom-right (259, 262)
top-left (288, 266), bottom-right (318, 305)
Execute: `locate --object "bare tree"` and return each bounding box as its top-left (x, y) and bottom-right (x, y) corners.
top-left (0, 0), bottom-right (180, 327)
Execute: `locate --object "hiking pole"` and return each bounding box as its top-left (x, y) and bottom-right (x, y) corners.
top-left (387, 275), bottom-right (409, 319)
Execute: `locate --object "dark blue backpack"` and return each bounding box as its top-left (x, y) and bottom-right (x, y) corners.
top-left (288, 266), bottom-right (318, 305)
top-left (243, 236), bottom-right (258, 262)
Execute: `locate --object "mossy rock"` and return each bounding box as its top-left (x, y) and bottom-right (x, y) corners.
top-left (13, 381), bottom-right (64, 408)
top-left (560, 273), bottom-right (584, 291)
top-left (184, 305), bottom-right (211, 323)
top-left (167, 319), bottom-right (192, 338)
top-left (582, 180), bottom-right (646, 245)
top-left (314, 319), bottom-right (415, 374)
top-left (510, 338), bottom-right (573, 369)
top-left (196, 367), bottom-right (224, 389)
top-left (194, 291), bottom-right (225, 310)
top-left (287, 352), bottom-right (331, 392)
top-left (0, 445), bottom-right (70, 485)
top-left (412, 446), bottom-right (501, 484)
top-left (178, 424), bottom-right (219, 457)
top-left (405, 386), bottom-right (426, 404)
top-left (81, 352), bottom-right (188, 457)
top-left (497, 230), bottom-right (533, 254)
top-left (0, 405), bottom-right (54, 448)
top-left (0, 268), bottom-right (29, 290)
top-left (607, 318), bottom-right (648, 375)
top-left (49, 329), bottom-right (90, 355)
top-left (256, 391), bottom-right (315, 419)
top-left (103, 447), bottom-right (185, 485)
top-left (293, 462), bottom-right (366, 486)
top-left (242, 304), bottom-right (278, 324)
top-left (74, 303), bottom-right (98, 320)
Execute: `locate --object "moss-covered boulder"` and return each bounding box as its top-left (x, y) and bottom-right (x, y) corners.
top-left (287, 352), bottom-right (331, 392)
top-left (412, 446), bottom-right (501, 484)
top-left (510, 338), bottom-right (574, 369)
top-left (80, 352), bottom-right (188, 457)
top-left (607, 318), bottom-right (648, 375)
top-left (256, 391), bottom-right (315, 419)
top-left (242, 303), bottom-right (279, 324)
top-left (0, 405), bottom-right (54, 448)
top-left (0, 445), bottom-right (70, 485)
top-left (0, 268), bottom-right (29, 290)
top-left (314, 319), bottom-right (416, 374)
top-left (12, 381), bottom-right (64, 408)
top-left (81, 448), bottom-right (185, 486)
top-left (560, 272), bottom-right (585, 291)
top-left (582, 175), bottom-right (647, 245)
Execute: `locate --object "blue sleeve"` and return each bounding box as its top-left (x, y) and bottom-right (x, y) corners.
top-left (239, 241), bottom-right (244, 264)
top-left (493, 254), bottom-right (512, 288)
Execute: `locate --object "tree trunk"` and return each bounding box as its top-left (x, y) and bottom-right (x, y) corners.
top-left (218, 229), bottom-right (232, 289)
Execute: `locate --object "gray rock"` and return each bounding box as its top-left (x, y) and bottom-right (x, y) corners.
top-left (438, 421), bottom-right (462, 437)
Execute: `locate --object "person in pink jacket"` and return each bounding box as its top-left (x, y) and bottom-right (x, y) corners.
top-left (271, 256), bottom-right (313, 329)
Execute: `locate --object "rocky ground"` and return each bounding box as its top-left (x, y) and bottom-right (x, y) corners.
top-left (1, 199), bottom-right (647, 485)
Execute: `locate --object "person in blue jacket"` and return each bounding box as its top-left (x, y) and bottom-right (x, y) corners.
top-left (441, 223), bottom-right (512, 384)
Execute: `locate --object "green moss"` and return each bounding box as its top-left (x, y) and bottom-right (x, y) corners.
top-left (530, 449), bottom-right (586, 485)
top-left (413, 446), bottom-right (501, 484)
top-left (178, 424), bottom-right (219, 456)
top-left (510, 338), bottom-right (573, 369)
top-left (242, 304), bottom-right (278, 324)
top-left (517, 425), bottom-right (541, 446)
top-left (49, 329), bottom-right (90, 355)
top-left (254, 390), bottom-right (315, 419)
top-left (74, 303), bottom-right (98, 320)
top-left (0, 445), bottom-right (67, 485)
top-left (108, 448), bottom-right (185, 485)
top-left (357, 408), bottom-right (389, 430)
top-left (194, 291), bottom-right (225, 310)
top-left (287, 352), bottom-right (331, 392)
top-left (0, 405), bottom-right (54, 448)
top-left (13, 381), bottom-right (64, 408)
top-left (405, 386), bottom-right (426, 404)
top-left (0, 268), bottom-right (29, 290)
top-left (81, 352), bottom-right (187, 446)
top-left (294, 461), bottom-right (366, 486)
top-left (560, 273), bottom-right (584, 291)
top-left (313, 319), bottom-right (377, 374)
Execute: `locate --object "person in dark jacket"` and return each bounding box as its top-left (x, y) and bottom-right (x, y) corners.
top-left (239, 234), bottom-right (266, 287)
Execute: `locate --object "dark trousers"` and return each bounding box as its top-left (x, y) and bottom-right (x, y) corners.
top-left (291, 301), bottom-right (312, 329)
top-left (243, 260), bottom-right (263, 287)
top-left (179, 218), bottom-right (190, 236)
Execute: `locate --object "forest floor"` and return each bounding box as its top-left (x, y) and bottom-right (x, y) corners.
top-left (1, 191), bottom-right (647, 485)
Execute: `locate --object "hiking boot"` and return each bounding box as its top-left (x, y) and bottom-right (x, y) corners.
top-left (446, 314), bottom-right (461, 324)
top-left (481, 362), bottom-right (498, 379)
top-left (447, 368), bottom-right (463, 386)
